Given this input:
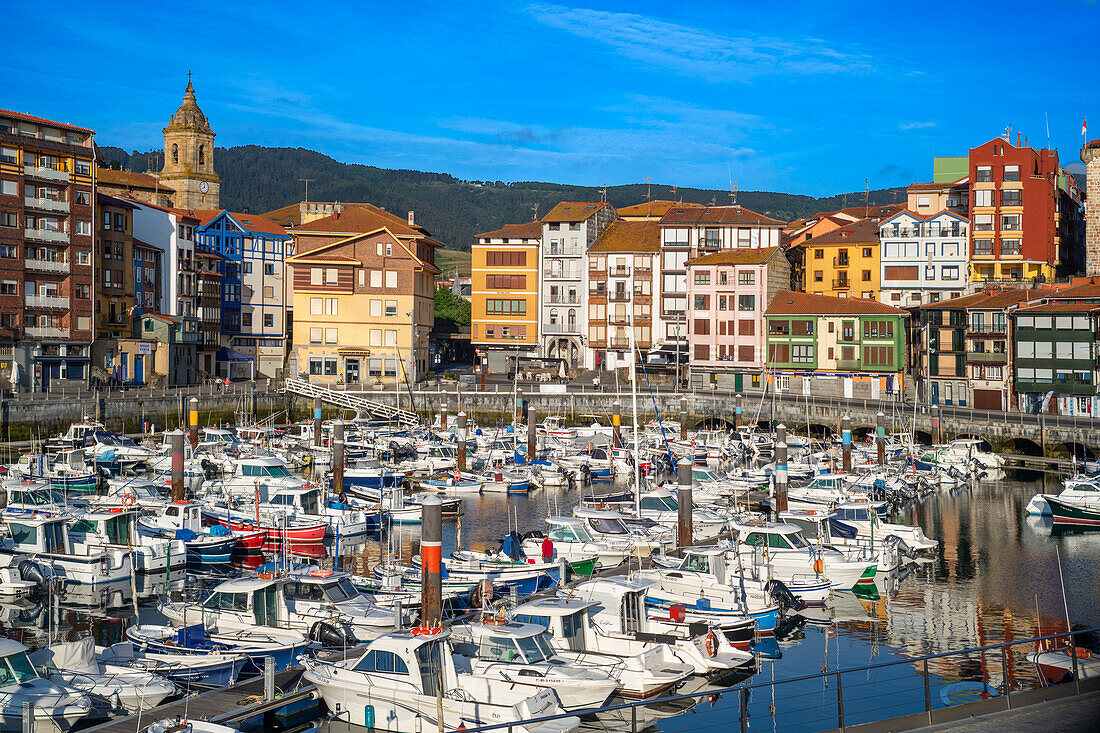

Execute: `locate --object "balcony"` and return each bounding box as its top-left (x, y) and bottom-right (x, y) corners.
top-left (608, 290), bottom-right (631, 302)
top-left (24, 196), bottom-right (69, 214)
top-left (832, 278), bottom-right (851, 290)
top-left (543, 323), bottom-right (579, 335)
top-left (24, 228), bottom-right (68, 244)
top-left (24, 294), bottom-right (69, 310)
top-left (608, 314), bottom-right (631, 325)
top-left (837, 358), bottom-right (861, 370)
top-left (543, 269), bottom-right (581, 280)
top-left (546, 295), bottom-right (581, 305)
top-left (608, 337), bottom-right (630, 349)
top-left (545, 245), bottom-right (582, 256)
top-left (884, 226), bottom-right (967, 238)
top-left (833, 257), bottom-right (850, 268)
top-left (23, 165), bottom-right (69, 183)
top-left (610, 266), bottom-right (631, 277)
top-left (966, 351), bottom-right (1008, 365)
top-left (25, 326), bottom-right (69, 339)
top-left (24, 258), bottom-right (70, 273)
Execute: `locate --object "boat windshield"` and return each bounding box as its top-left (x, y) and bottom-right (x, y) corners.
top-left (587, 517), bottom-right (627, 535)
top-left (517, 632), bottom-right (555, 664)
top-left (323, 579), bottom-right (358, 602)
top-left (641, 495), bottom-right (677, 512)
top-left (94, 431), bottom-right (138, 448)
top-left (0, 652), bottom-right (38, 684)
top-left (786, 532), bottom-right (809, 549)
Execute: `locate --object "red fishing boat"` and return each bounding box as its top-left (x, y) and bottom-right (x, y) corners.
top-left (201, 506), bottom-right (327, 549)
top-left (233, 529), bottom-right (266, 550)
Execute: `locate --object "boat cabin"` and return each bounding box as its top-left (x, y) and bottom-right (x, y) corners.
top-left (545, 517), bottom-right (596, 544)
top-left (512, 597), bottom-right (595, 653)
top-left (672, 547), bottom-right (729, 586)
top-left (0, 638), bottom-right (40, 686)
top-left (268, 486), bottom-right (323, 515)
top-left (638, 490), bottom-right (679, 513)
top-left (70, 509), bottom-right (140, 547)
top-left (733, 522), bottom-right (813, 550)
top-left (2, 482), bottom-right (69, 513)
top-left (160, 502), bottom-right (203, 532)
top-left (45, 421), bottom-right (105, 452)
top-left (235, 457), bottom-right (294, 480)
top-left (572, 508), bottom-right (630, 536)
top-left (4, 514), bottom-right (75, 555)
top-left (570, 577), bottom-right (653, 635)
top-left (449, 620), bottom-right (557, 665)
top-left (348, 631), bottom-right (455, 698)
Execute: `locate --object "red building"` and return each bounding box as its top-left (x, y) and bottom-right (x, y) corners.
top-left (968, 136), bottom-right (1084, 286)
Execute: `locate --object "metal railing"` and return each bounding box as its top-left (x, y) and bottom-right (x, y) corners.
top-left (458, 628), bottom-right (1099, 733)
top-left (24, 294), bottom-right (69, 309)
top-left (23, 164), bottom-right (68, 182)
top-left (25, 326), bottom-right (69, 338)
top-left (24, 228), bottom-right (68, 244)
top-left (24, 196), bottom-right (68, 213)
top-left (24, 258), bottom-right (70, 273)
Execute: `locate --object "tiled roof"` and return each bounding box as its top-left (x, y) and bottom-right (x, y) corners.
top-left (798, 218), bottom-right (880, 246)
top-left (542, 201), bottom-right (610, 223)
top-left (686, 246), bottom-right (782, 267)
top-left (291, 204), bottom-right (429, 238)
top-left (0, 108), bottom-right (94, 134)
top-left (1016, 302), bottom-right (1100, 314)
top-left (476, 221), bottom-right (543, 240)
top-left (1040, 279), bottom-right (1100, 300)
top-left (660, 204), bottom-right (784, 226)
top-left (97, 169), bottom-right (174, 192)
top-left (766, 290), bottom-right (907, 316)
top-left (588, 221), bottom-right (661, 253)
top-left (96, 192), bottom-right (138, 210)
top-left (918, 288), bottom-right (1046, 311)
top-left (616, 200), bottom-right (701, 218)
top-left (262, 203), bottom-right (304, 227)
top-left (191, 210), bottom-right (289, 237)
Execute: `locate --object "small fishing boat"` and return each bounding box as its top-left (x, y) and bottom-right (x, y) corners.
top-left (1045, 494), bottom-right (1100, 527)
top-left (1026, 645), bottom-right (1100, 684)
top-left (137, 503), bottom-right (236, 564)
top-left (96, 642), bottom-right (247, 687)
top-left (0, 514), bottom-right (134, 587)
top-left (451, 532), bottom-right (598, 578)
top-left (126, 623), bottom-right (310, 674)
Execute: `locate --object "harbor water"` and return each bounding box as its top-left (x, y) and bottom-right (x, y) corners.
top-left (1, 471), bottom-right (1095, 732)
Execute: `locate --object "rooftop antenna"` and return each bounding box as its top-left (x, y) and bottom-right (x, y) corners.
top-left (1003, 124), bottom-right (1012, 143)
top-left (599, 187), bottom-right (607, 203)
top-left (729, 178), bottom-right (739, 207)
top-left (710, 196), bottom-right (717, 206)
top-left (298, 178), bottom-right (313, 203)
top-left (670, 185), bottom-right (679, 203)
top-left (864, 178), bottom-right (870, 213)
top-left (531, 202), bottom-right (539, 221)
top-left (1045, 112), bottom-right (1051, 149)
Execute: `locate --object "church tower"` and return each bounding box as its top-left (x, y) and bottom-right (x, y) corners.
top-left (159, 78), bottom-right (220, 210)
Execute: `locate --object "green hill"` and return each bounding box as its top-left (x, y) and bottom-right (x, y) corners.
top-left (97, 145), bottom-right (907, 251)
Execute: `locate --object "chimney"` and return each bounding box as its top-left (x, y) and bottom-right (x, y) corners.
top-left (408, 211), bottom-right (415, 226)
top-left (1017, 131), bottom-right (1022, 147)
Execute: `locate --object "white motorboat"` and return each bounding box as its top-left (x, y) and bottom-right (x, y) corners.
top-left (0, 514), bottom-right (133, 587)
top-left (0, 637), bottom-right (93, 731)
top-left (449, 617), bottom-right (620, 711)
top-left (69, 509), bottom-right (186, 574)
top-left (571, 507), bottom-right (671, 554)
top-left (511, 596), bottom-right (694, 698)
top-left (31, 637), bottom-right (178, 716)
top-left (728, 520), bottom-right (878, 589)
top-left (831, 502), bottom-right (938, 552)
top-left (520, 517), bottom-right (646, 568)
top-left (302, 629), bottom-right (580, 732)
top-left (1026, 478), bottom-right (1100, 517)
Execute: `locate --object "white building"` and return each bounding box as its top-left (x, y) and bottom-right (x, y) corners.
top-left (538, 201), bottom-right (615, 368)
top-left (653, 204), bottom-right (785, 365)
top-left (127, 199), bottom-right (198, 317)
top-left (879, 210), bottom-right (970, 306)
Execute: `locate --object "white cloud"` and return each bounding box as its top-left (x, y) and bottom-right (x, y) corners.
top-left (525, 4), bottom-right (874, 81)
top-left (899, 121), bottom-right (937, 130)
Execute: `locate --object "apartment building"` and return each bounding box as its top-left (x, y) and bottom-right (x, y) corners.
top-left (133, 239), bottom-right (163, 315)
top-left (585, 221), bottom-right (659, 370)
top-left (912, 288), bottom-right (1040, 410)
top-left (684, 246), bottom-right (790, 391)
top-left (765, 291), bottom-right (908, 399)
top-left (968, 136), bottom-right (1084, 285)
top-left (194, 247), bottom-right (223, 376)
top-left (193, 210), bottom-right (291, 378)
top-left (539, 201), bottom-right (615, 368)
top-left (798, 218), bottom-right (880, 300)
top-left (0, 109), bottom-right (96, 391)
top-left (471, 221), bottom-right (541, 374)
top-left (128, 199), bottom-right (199, 318)
top-left (656, 204), bottom-right (784, 366)
top-left (95, 193), bottom-right (136, 338)
top-left (287, 205), bottom-right (440, 384)
top-left (879, 210), bottom-right (970, 305)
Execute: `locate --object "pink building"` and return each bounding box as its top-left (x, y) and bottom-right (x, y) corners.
top-left (685, 246), bottom-right (791, 390)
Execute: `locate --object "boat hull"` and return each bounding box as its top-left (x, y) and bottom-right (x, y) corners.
top-left (1047, 496), bottom-right (1100, 527)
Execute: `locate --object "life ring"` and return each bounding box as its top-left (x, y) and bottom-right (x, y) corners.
top-left (1073, 646), bottom-right (1093, 659)
top-left (122, 494), bottom-right (136, 507)
top-left (482, 615), bottom-right (508, 626)
top-left (309, 569), bottom-right (332, 578)
top-left (705, 631), bottom-right (719, 658)
top-left (411, 626), bottom-right (441, 636)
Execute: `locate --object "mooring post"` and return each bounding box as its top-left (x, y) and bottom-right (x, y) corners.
top-left (189, 397), bottom-right (199, 449)
top-left (677, 458), bottom-right (693, 550)
top-left (775, 440), bottom-right (789, 514)
top-left (876, 411), bottom-right (886, 465)
top-left (332, 421), bottom-right (345, 498)
top-left (313, 395), bottom-right (323, 448)
top-left (931, 403), bottom-right (941, 445)
top-left (734, 393), bottom-right (742, 432)
top-left (526, 399), bottom-right (536, 461)
top-left (680, 396), bottom-right (688, 441)
top-left (841, 415), bottom-right (852, 472)
top-left (440, 403), bottom-right (448, 431)
top-left (776, 422), bottom-right (786, 446)
top-left (420, 496), bottom-right (443, 629)
top-left (264, 654), bottom-right (275, 701)
top-left (612, 400), bottom-right (622, 449)
top-left (22, 701), bottom-right (31, 733)
top-left (457, 412), bottom-right (467, 471)
top-left (169, 429), bottom-right (185, 502)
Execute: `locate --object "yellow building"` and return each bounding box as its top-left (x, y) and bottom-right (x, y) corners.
top-left (287, 205), bottom-right (440, 385)
top-left (471, 221), bottom-right (541, 373)
top-left (798, 218), bottom-right (880, 300)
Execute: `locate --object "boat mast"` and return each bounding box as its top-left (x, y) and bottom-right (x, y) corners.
top-left (630, 308), bottom-right (641, 516)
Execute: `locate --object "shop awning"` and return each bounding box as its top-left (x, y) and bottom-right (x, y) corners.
top-left (215, 347), bottom-right (253, 363)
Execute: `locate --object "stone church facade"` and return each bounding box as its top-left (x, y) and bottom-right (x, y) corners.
top-left (158, 80), bottom-right (220, 210)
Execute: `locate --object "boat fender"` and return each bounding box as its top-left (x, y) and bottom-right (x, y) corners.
top-left (410, 626), bottom-right (442, 635)
top-left (1073, 647), bottom-right (1093, 659)
top-left (813, 557), bottom-right (825, 574)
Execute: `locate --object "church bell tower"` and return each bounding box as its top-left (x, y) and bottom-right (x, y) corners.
top-left (159, 76), bottom-right (220, 210)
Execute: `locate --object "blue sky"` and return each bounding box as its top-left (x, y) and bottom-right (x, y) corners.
top-left (2, 1), bottom-right (1097, 196)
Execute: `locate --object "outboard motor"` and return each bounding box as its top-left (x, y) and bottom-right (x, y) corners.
top-left (17, 558), bottom-right (52, 595)
top-left (883, 534), bottom-right (919, 561)
top-left (308, 620), bottom-right (358, 647)
top-left (96, 466), bottom-right (112, 494)
top-left (201, 458), bottom-right (219, 480)
top-left (765, 578), bottom-right (806, 613)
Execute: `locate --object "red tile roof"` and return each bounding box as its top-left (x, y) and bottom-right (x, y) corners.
top-left (476, 221), bottom-right (543, 240)
top-left (796, 218), bottom-right (879, 246)
top-left (686, 246), bottom-right (783, 267)
top-left (766, 290), bottom-right (908, 316)
top-left (916, 288), bottom-right (1047, 311)
top-left (97, 169), bottom-right (174, 192)
top-left (1040, 279), bottom-right (1100, 300)
top-left (660, 204), bottom-right (784, 227)
top-left (1016, 302), bottom-right (1100, 313)
top-left (96, 192), bottom-right (138, 210)
top-left (291, 204), bottom-right (431, 239)
top-left (616, 200), bottom-right (702, 218)
top-left (191, 210), bottom-right (289, 237)
top-left (0, 108), bottom-right (94, 134)
top-left (588, 221), bottom-right (661, 253)
top-left (542, 201), bottom-right (610, 223)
